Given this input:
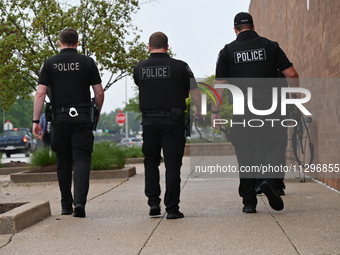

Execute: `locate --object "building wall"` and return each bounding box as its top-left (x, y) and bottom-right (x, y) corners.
top-left (249, 0), bottom-right (340, 190)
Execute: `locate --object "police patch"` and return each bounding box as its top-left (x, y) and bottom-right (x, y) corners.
top-left (234, 48), bottom-right (266, 64)
top-left (140, 66), bottom-right (170, 80)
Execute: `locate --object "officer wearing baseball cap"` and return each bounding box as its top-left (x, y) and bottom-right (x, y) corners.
top-left (211, 12), bottom-right (300, 213)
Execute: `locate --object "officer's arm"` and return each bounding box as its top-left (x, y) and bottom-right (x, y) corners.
top-left (210, 79), bottom-right (227, 130)
top-left (282, 66), bottom-right (300, 98)
top-left (189, 87), bottom-right (203, 118)
top-left (92, 83), bottom-right (104, 114)
top-left (33, 85), bottom-right (47, 139)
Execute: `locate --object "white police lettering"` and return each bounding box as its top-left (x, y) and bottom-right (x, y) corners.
top-left (53, 62), bottom-right (80, 71)
top-left (140, 66), bottom-right (170, 79)
top-left (234, 49), bottom-right (266, 63)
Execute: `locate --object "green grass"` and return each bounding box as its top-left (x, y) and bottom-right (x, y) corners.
top-left (30, 141), bottom-right (132, 171)
top-left (30, 148), bottom-right (57, 168)
top-left (123, 146), bottom-right (144, 158)
top-left (91, 141), bottom-right (126, 170)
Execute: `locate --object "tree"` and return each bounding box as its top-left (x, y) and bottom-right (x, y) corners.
top-left (0, 0), bottom-right (149, 110)
top-left (0, 97), bottom-right (34, 132)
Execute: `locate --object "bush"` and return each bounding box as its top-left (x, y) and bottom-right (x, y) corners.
top-left (30, 142), bottom-right (127, 170)
top-left (124, 146), bottom-right (144, 158)
top-left (30, 148), bottom-right (57, 168)
top-left (91, 141), bottom-right (126, 170)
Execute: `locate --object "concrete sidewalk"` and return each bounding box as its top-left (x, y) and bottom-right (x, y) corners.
top-left (0, 156), bottom-right (339, 255)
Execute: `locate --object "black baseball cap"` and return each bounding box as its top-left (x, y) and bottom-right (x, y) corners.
top-left (234, 12), bottom-right (254, 26)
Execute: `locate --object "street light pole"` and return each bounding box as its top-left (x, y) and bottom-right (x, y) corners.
top-left (125, 76), bottom-right (128, 138)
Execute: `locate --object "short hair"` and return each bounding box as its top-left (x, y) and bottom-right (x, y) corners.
top-left (59, 28), bottom-right (78, 46)
top-left (234, 23), bottom-right (254, 31)
top-left (149, 32), bottom-right (168, 49)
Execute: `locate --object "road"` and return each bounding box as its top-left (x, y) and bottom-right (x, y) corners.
top-left (1, 153), bottom-right (31, 164)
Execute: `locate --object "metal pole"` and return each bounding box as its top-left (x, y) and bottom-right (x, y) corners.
top-left (125, 76), bottom-right (128, 138)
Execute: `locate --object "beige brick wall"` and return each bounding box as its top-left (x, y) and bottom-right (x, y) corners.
top-left (249, 0), bottom-right (340, 190)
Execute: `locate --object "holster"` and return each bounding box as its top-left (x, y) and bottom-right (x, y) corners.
top-left (45, 103), bottom-right (53, 121)
top-left (90, 98), bottom-right (99, 130)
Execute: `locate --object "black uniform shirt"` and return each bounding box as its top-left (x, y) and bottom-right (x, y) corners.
top-left (38, 48), bottom-right (102, 107)
top-left (133, 53), bottom-right (197, 112)
top-left (215, 30), bottom-right (293, 101)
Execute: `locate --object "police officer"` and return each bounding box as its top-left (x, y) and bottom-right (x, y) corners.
top-left (211, 13), bottom-right (300, 213)
top-left (133, 32), bottom-right (203, 219)
top-left (32, 28), bottom-right (104, 218)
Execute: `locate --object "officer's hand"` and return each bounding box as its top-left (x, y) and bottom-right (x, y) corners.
top-left (211, 113), bottom-right (221, 130)
top-left (33, 123), bottom-right (43, 140)
top-left (193, 111), bottom-right (205, 122)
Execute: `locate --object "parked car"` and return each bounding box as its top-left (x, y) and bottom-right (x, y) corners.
top-left (0, 128), bottom-right (38, 158)
top-left (119, 138), bottom-right (143, 148)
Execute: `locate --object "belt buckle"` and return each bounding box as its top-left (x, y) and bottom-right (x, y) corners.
top-left (69, 107), bottom-right (79, 117)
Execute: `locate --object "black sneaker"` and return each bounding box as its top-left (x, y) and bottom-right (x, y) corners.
top-left (166, 212), bottom-right (184, 219)
top-left (149, 205), bottom-right (161, 217)
top-left (260, 181), bottom-right (284, 211)
top-left (242, 205), bottom-right (257, 213)
top-left (73, 204), bottom-right (86, 218)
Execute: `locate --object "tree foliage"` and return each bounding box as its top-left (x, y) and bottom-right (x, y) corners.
top-left (0, 0), bottom-right (149, 110)
top-left (0, 97), bottom-right (34, 132)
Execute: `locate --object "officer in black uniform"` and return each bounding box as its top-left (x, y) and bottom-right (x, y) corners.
top-left (33, 28), bottom-right (104, 218)
top-left (211, 13), bottom-right (300, 213)
top-left (133, 32), bottom-right (203, 219)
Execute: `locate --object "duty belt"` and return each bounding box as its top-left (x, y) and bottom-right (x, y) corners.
top-left (143, 110), bottom-right (171, 117)
top-left (54, 107), bottom-right (90, 117)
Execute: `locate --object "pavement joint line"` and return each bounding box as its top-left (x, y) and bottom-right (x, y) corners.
top-left (260, 196), bottom-right (300, 255)
top-left (0, 234), bottom-right (13, 249)
top-left (137, 214), bottom-right (165, 255)
top-left (88, 178), bottom-right (129, 202)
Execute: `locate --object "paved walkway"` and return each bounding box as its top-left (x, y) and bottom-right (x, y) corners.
top-left (0, 156), bottom-right (339, 255)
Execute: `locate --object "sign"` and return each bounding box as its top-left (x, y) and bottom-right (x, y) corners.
top-left (116, 111), bottom-right (126, 126)
top-left (4, 120), bottom-right (13, 130)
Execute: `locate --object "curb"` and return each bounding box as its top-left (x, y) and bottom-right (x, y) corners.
top-left (10, 166), bottom-right (136, 183)
top-left (0, 167), bottom-right (30, 175)
top-left (0, 201), bottom-right (51, 234)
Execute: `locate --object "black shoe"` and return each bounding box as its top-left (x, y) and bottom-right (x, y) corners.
top-left (242, 205), bottom-right (257, 213)
top-left (277, 188), bottom-right (285, 196)
top-left (149, 205), bottom-right (161, 217)
top-left (260, 181), bottom-right (284, 211)
top-left (255, 186), bottom-right (262, 195)
top-left (61, 208), bottom-right (73, 215)
top-left (73, 204), bottom-right (86, 218)
top-left (166, 212), bottom-right (184, 219)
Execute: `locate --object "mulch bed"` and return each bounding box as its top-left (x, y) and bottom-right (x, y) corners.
top-left (25, 165), bottom-right (57, 173)
top-left (0, 202), bottom-right (27, 214)
top-left (2, 161), bottom-right (28, 168)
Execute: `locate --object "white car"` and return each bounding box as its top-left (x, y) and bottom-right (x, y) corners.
top-left (119, 138), bottom-right (143, 147)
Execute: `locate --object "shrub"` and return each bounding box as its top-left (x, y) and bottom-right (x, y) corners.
top-left (30, 148), bottom-right (57, 168)
top-left (91, 141), bottom-right (126, 170)
top-left (124, 146), bottom-right (144, 158)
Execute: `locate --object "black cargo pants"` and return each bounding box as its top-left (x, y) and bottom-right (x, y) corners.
top-left (51, 113), bottom-right (94, 210)
top-left (141, 116), bottom-right (186, 214)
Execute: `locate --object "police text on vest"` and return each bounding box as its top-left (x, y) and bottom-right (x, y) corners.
top-left (53, 62), bottom-right (80, 71)
top-left (234, 49), bottom-right (266, 63)
top-left (140, 66), bottom-right (170, 80)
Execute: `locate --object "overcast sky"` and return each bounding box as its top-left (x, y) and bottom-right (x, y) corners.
top-left (101, 0), bottom-right (251, 113)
